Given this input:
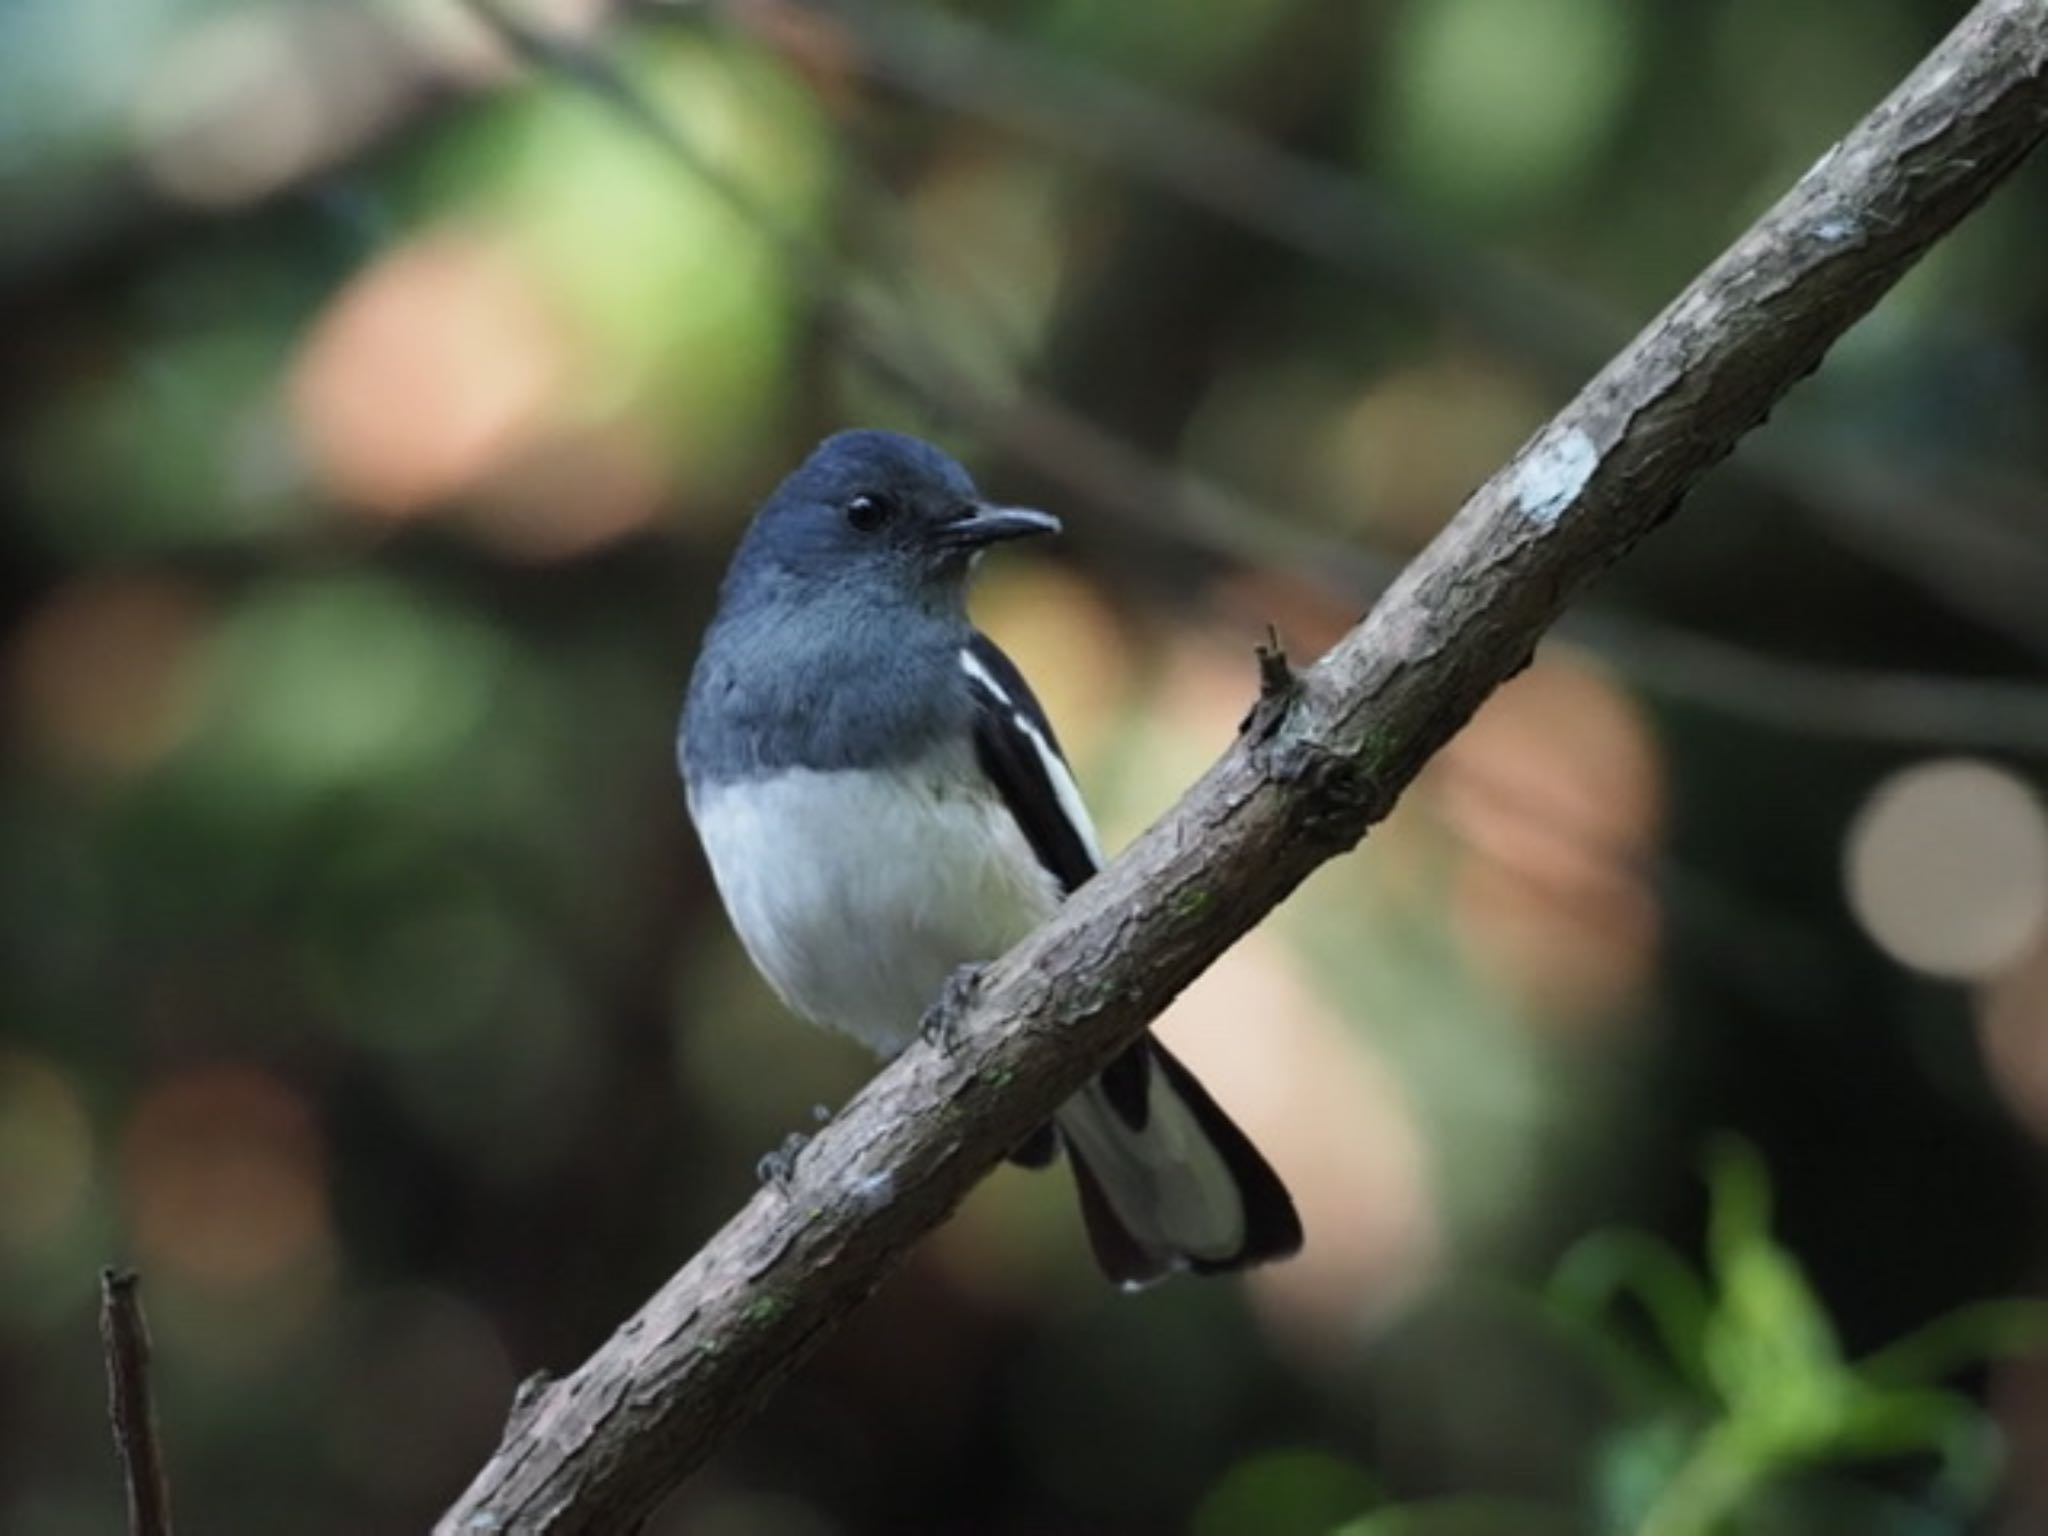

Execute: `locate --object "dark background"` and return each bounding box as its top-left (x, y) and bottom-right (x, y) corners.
top-left (4, 1), bottom-right (2048, 1532)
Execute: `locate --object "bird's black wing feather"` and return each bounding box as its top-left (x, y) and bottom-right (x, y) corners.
top-left (963, 632), bottom-right (1154, 1156)
top-left (962, 632), bottom-right (1099, 895)
top-left (963, 635), bottom-right (1298, 1274)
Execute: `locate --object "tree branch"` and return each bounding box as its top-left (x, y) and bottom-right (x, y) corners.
top-left (100, 1269), bottom-right (174, 1536)
top-left (439, 4), bottom-right (2048, 1531)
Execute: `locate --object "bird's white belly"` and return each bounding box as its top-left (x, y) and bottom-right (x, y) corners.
top-left (688, 758), bottom-right (1063, 1056)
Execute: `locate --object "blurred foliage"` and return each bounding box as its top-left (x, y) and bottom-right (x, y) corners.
top-left (4, 0), bottom-right (2048, 1533)
top-left (1215, 1144), bottom-right (2048, 1536)
top-left (1554, 1141), bottom-right (2048, 1535)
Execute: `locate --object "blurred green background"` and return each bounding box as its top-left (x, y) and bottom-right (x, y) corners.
top-left (4, 1), bottom-right (2048, 1532)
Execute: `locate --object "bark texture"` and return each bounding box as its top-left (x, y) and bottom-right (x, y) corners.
top-left (440, 4), bottom-right (2048, 1530)
top-left (100, 1270), bottom-right (174, 1536)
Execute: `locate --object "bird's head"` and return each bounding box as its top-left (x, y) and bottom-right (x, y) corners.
top-left (729, 430), bottom-right (1059, 606)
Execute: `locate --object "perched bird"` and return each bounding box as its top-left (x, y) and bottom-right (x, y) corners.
top-left (678, 429), bottom-right (1301, 1286)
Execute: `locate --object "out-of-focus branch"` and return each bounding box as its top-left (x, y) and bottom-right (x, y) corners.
top-left (710, 0), bottom-right (1622, 379)
top-left (100, 1269), bottom-right (174, 1536)
top-left (1, 7), bottom-right (443, 297)
top-left (1576, 619), bottom-right (2048, 755)
top-left (478, 0), bottom-right (2048, 757)
top-left (437, 6), bottom-right (2048, 1531)
top-left (0, 3), bottom-right (651, 304)
top-left (700, 0), bottom-right (2048, 660)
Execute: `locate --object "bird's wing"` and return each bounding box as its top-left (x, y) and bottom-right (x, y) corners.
top-left (960, 632), bottom-right (1103, 896)
top-left (963, 638), bottom-right (1298, 1280)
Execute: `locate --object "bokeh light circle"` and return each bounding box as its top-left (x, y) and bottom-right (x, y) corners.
top-left (0, 1052), bottom-right (95, 1251)
top-left (119, 1064), bottom-right (332, 1289)
top-left (1845, 758), bottom-right (2048, 980)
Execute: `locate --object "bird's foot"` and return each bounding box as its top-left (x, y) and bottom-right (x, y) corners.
top-left (919, 963), bottom-right (985, 1052)
top-left (755, 1131), bottom-right (810, 1193)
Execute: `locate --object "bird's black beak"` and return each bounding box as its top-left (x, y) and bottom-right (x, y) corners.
top-left (936, 503), bottom-right (1062, 549)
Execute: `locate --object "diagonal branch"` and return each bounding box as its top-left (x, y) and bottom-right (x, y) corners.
top-left (439, 4), bottom-right (2048, 1531)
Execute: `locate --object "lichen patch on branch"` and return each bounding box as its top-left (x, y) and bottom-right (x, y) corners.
top-left (1511, 426), bottom-right (1601, 529)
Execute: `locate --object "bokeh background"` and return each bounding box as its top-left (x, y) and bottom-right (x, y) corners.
top-left (6, 1), bottom-right (2048, 1532)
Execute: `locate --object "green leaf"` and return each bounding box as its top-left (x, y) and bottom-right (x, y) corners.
top-left (1334, 1496), bottom-right (1581, 1536)
top-left (1700, 1139), bottom-right (1847, 1447)
top-left (1857, 1299), bottom-right (2048, 1389)
top-left (1550, 1228), bottom-right (1714, 1392)
top-left (1191, 1448), bottom-right (1378, 1536)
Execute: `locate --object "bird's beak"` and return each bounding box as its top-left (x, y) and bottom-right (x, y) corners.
top-left (937, 503), bottom-right (1062, 549)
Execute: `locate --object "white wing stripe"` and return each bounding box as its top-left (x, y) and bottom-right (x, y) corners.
top-left (959, 648), bottom-right (1106, 867)
top-left (957, 645), bottom-right (1011, 707)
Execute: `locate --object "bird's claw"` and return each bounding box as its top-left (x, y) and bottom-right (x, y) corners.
top-left (755, 1131), bottom-right (810, 1193)
top-left (919, 963), bottom-right (985, 1052)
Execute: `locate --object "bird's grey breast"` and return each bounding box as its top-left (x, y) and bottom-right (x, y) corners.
top-left (678, 590), bottom-right (970, 786)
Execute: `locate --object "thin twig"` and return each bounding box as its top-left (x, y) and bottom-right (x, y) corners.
top-left (100, 1268), bottom-right (174, 1536)
top-left (1241, 624), bottom-right (1302, 744)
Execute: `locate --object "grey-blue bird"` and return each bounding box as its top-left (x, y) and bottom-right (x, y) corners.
top-left (678, 429), bottom-right (1302, 1286)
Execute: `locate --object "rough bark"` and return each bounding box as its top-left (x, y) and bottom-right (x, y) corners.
top-left (439, 4), bottom-right (2048, 1530)
top-left (100, 1270), bottom-right (174, 1536)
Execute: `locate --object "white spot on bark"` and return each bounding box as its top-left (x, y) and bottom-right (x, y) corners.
top-left (847, 1168), bottom-right (896, 1209)
top-left (1815, 216), bottom-right (1859, 243)
top-left (1513, 426), bottom-right (1599, 528)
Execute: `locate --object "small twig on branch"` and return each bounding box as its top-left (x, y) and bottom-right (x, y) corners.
top-left (439, 4), bottom-right (2048, 1532)
top-left (1241, 624), bottom-right (1301, 744)
top-left (100, 1268), bottom-right (174, 1536)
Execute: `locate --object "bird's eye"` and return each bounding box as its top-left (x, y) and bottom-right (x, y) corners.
top-left (845, 493), bottom-right (890, 532)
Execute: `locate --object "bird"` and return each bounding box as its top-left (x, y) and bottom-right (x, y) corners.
top-left (678, 429), bottom-right (1302, 1286)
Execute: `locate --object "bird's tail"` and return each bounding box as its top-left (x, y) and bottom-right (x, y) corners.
top-left (1051, 1037), bottom-right (1301, 1287)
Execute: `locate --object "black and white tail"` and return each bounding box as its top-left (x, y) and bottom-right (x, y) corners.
top-left (961, 631), bottom-right (1300, 1284)
top-left (1047, 1037), bottom-right (1301, 1287)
